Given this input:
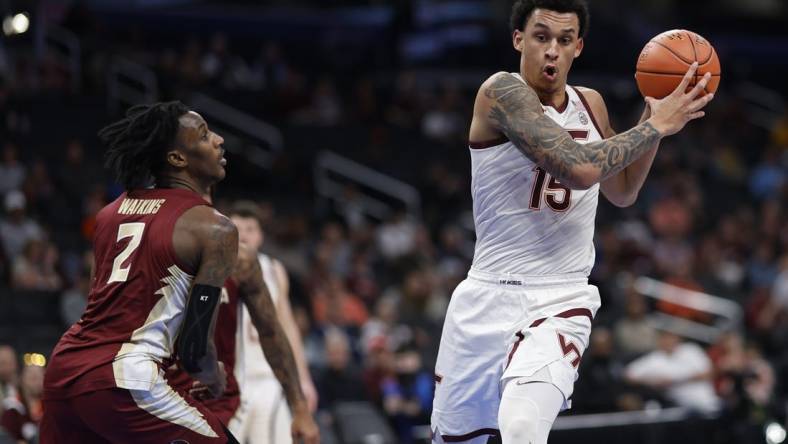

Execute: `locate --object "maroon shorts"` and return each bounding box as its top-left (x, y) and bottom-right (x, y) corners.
top-left (40, 386), bottom-right (238, 444)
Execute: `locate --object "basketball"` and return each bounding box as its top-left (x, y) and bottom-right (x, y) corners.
top-left (635, 29), bottom-right (721, 99)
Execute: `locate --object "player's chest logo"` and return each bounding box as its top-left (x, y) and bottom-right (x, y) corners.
top-left (578, 110), bottom-right (589, 126)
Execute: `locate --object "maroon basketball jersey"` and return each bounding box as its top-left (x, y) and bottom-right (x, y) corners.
top-left (44, 188), bottom-right (210, 399)
top-left (165, 278), bottom-right (242, 423)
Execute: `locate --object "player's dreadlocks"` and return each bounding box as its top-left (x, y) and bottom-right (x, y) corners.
top-left (99, 101), bottom-right (190, 190)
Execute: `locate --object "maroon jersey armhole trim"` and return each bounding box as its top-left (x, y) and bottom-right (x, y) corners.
top-left (570, 86), bottom-right (605, 138)
top-left (469, 136), bottom-right (509, 149)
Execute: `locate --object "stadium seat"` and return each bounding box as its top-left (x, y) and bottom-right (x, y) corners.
top-left (332, 401), bottom-right (397, 444)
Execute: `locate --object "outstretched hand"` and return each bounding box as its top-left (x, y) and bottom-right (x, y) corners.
top-left (646, 62), bottom-right (715, 137)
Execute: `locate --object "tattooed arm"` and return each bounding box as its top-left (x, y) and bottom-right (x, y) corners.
top-left (173, 206), bottom-right (238, 397)
top-left (471, 63), bottom-right (713, 189)
top-left (271, 259), bottom-right (319, 412)
top-left (234, 245), bottom-right (319, 444)
top-left (578, 87), bottom-right (659, 207)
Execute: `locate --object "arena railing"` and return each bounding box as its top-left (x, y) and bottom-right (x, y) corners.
top-left (41, 25), bottom-right (81, 92)
top-left (633, 276), bottom-right (743, 343)
top-left (736, 81), bottom-right (785, 131)
top-left (107, 57), bottom-right (158, 115)
top-left (314, 150), bottom-right (422, 222)
top-left (189, 93), bottom-right (283, 169)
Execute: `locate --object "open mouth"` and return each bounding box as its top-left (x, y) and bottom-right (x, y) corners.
top-left (543, 65), bottom-right (558, 81)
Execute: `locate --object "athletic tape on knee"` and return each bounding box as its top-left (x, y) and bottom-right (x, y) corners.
top-left (176, 284), bottom-right (221, 372)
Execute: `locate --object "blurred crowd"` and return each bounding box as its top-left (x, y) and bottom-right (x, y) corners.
top-left (1, 3), bottom-right (788, 444)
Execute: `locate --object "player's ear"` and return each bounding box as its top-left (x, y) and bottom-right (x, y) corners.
top-left (513, 30), bottom-right (524, 52)
top-left (166, 148), bottom-right (187, 169)
top-left (574, 37), bottom-right (584, 58)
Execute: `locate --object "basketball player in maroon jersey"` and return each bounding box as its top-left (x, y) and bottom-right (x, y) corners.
top-left (165, 207), bottom-right (319, 442)
top-left (40, 102), bottom-right (241, 443)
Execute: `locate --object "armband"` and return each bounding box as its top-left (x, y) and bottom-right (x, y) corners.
top-left (176, 284), bottom-right (221, 373)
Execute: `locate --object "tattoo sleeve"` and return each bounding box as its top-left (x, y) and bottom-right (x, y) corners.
top-left (183, 214), bottom-right (238, 382)
top-left (240, 279), bottom-right (305, 410)
top-left (485, 73), bottom-right (661, 187)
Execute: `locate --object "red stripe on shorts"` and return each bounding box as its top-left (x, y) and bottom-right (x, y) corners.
top-left (504, 332), bottom-right (525, 369)
top-left (529, 307), bottom-right (593, 328)
top-left (506, 308), bottom-right (594, 369)
top-left (442, 428), bottom-right (500, 442)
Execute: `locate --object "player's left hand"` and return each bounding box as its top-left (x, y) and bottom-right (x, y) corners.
top-left (291, 407), bottom-right (320, 444)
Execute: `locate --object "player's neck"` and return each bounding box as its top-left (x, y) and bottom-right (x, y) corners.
top-left (156, 174), bottom-right (211, 197)
top-left (536, 88), bottom-right (568, 112)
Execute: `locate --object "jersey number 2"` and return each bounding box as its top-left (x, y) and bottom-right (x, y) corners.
top-left (108, 222), bottom-right (146, 283)
top-left (529, 167), bottom-right (571, 211)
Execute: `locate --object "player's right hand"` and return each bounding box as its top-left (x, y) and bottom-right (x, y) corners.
top-left (646, 62), bottom-right (714, 137)
top-left (208, 361), bottom-right (227, 398)
top-left (191, 361), bottom-right (227, 400)
top-left (291, 406), bottom-right (320, 444)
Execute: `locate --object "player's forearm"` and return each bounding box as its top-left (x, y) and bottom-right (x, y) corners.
top-left (189, 342), bottom-right (221, 385)
top-left (601, 131), bottom-right (658, 206)
top-left (604, 105), bottom-right (661, 205)
top-left (278, 303), bottom-right (313, 383)
top-left (486, 73), bottom-right (662, 188)
top-left (257, 320), bottom-right (308, 413)
top-left (242, 287), bottom-right (308, 413)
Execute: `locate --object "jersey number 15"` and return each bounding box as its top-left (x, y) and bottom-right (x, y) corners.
top-left (529, 167), bottom-right (571, 212)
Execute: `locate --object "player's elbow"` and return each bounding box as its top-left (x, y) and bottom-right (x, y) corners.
top-left (565, 167), bottom-right (598, 190)
top-left (608, 192), bottom-right (638, 208)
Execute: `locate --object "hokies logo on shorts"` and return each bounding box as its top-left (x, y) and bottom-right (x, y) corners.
top-left (170, 440), bottom-right (190, 444)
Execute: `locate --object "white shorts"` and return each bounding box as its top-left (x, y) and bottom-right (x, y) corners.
top-left (431, 269), bottom-right (601, 442)
top-left (229, 375), bottom-right (292, 444)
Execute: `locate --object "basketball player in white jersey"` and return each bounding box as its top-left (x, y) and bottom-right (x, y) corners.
top-left (228, 201), bottom-right (318, 444)
top-left (430, 1), bottom-right (715, 443)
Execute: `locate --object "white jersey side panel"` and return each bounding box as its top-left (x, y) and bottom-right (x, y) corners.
top-left (240, 254), bottom-right (282, 380)
top-left (470, 82), bottom-right (603, 276)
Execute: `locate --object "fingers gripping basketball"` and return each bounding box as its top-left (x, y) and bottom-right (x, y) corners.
top-left (635, 29), bottom-right (721, 99)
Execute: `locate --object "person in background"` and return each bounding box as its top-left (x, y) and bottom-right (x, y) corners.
top-left (625, 328), bottom-right (720, 413)
top-left (227, 201), bottom-right (318, 444)
top-left (11, 239), bottom-right (61, 291)
top-left (0, 191), bottom-right (42, 262)
top-left (0, 346), bottom-right (18, 402)
top-left (1, 361), bottom-right (44, 443)
top-left (381, 343), bottom-right (433, 444)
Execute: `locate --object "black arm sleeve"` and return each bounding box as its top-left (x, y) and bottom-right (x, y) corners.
top-left (176, 283), bottom-right (221, 373)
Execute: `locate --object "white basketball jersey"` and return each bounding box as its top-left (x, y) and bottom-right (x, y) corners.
top-left (239, 253), bottom-right (282, 379)
top-left (469, 80), bottom-right (603, 276)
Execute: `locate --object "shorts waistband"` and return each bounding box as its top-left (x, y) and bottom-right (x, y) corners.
top-left (467, 268), bottom-right (587, 288)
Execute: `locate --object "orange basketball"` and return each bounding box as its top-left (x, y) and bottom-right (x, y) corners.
top-left (635, 29), bottom-right (721, 99)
